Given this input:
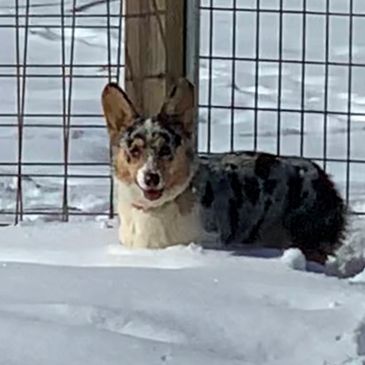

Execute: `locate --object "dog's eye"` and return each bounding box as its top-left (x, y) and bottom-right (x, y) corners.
top-left (129, 146), bottom-right (141, 158)
top-left (159, 145), bottom-right (171, 157)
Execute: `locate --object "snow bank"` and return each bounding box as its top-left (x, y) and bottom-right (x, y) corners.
top-left (1, 222), bottom-right (365, 364)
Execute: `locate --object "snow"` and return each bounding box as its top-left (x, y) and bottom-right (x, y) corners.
top-left (280, 248), bottom-right (306, 271)
top-left (2, 1), bottom-right (365, 363)
top-left (0, 221), bottom-right (364, 365)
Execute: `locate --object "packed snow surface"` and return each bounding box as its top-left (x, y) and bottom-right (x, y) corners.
top-left (0, 221), bottom-right (365, 364)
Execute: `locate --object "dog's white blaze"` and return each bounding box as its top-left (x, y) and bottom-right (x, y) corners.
top-left (143, 118), bottom-right (157, 139)
top-left (135, 118), bottom-right (165, 191)
top-left (136, 155), bottom-right (164, 190)
top-left (136, 155), bottom-right (153, 190)
top-left (144, 117), bottom-right (163, 136)
top-left (144, 118), bottom-right (153, 131)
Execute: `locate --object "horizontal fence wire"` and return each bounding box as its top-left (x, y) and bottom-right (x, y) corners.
top-left (0, 0), bottom-right (124, 225)
top-left (199, 0), bottom-right (365, 215)
top-left (1, 0), bottom-right (365, 225)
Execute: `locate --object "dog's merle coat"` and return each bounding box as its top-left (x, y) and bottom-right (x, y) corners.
top-left (195, 152), bottom-right (346, 262)
top-left (102, 78), bottom-right (346, 263)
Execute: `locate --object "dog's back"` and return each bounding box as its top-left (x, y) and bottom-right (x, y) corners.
top-left (195, 152), bottom-right (346, 263)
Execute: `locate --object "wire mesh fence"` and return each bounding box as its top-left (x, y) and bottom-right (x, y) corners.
top-left (1, 0), bottom-right (365, 225)
top-left (198, 0), bottom-right (365, 215)
top-left (0, 0), bottom-right (124, 225)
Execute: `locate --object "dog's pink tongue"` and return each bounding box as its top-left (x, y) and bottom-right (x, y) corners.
top-left (143, 189), bottom-right (162, 201)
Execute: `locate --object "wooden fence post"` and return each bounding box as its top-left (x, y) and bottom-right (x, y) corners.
top-left (125, 0), bottom-right (186, 117)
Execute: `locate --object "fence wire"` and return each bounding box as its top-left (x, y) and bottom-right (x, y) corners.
top-left (1, 0), bottom-right (365, 225)
top-left (0, 0), bottom-right (124, 225)
top-left (198, 0), bottom-right (365, 215)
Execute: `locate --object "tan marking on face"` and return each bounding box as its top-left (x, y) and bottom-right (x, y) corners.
top-left (152, 135), bottom-right (166, 149)
top-left (158, 143), bottom-right (192, 191)
top-left (128, 137), bottom-right (145, 158)
top-left (113, 147), bottom-right (146, 185)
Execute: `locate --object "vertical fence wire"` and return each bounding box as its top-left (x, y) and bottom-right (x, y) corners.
top-left (15, 0), bottom-right (30, 224)
top-left (229, 0), bottom-right (237, 152)
top-left (323, 0), bottom-right (330, 171)
top-left (346, 0), bottom-right (354, 205)
top-left (61, 0), bottom-right (77, 221)
top-left (107, 0), bottom-right (114, 219)
top-left (14, 0), bottom-right (22, 224)
top-left (299, 0), bottom-right (307, 157)
top-left (206, 0), bottom-right (214, 153)
top-left (277, 0), bottom-right (284, 156)
top-left (60, 0), bottom-right (67, 221)
top-left (106, 0), bottom-right (112, 83)
top-left (253, 0), bottom-right (260, 151)
top-left (116, 0), bottom-right (124, 84)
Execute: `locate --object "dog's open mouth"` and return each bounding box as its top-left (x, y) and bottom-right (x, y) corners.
top-left (142, 188), bottom-right (163, 201)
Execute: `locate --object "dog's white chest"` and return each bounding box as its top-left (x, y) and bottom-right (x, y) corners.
top-left (118, 199), bottom-right (202, 249)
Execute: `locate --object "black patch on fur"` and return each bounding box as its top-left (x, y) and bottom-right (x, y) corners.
top-left (242, 151), bottom-right (257, 157)
top-left (286, 167), bottom-right (303, 210)
top-left (228, 172), bottom-right (243, 208)
top-left (169, 86), bottom-right (178, 98)
top-left (227, 163), bottom-right (238, 170)
top-left (310, 167), bottom-right (346, 243)
top-left (185, 147), bottom-right (194, 161)
top-left (125, 151), bottom-right (131, 163)
top-left (201, 181), bottom-right (215, 208)
top-left (123, 117), bottom-right (185, 158)
top-left (254, 153), bottom-right (279, 180)
top-left (311, 171), bottom-right (338, 211)
top-left (243, 176), bottom-right (260, 206)
top-left (163, 124), bottom-right (182, 147)
top-left (247, 217), bottom-right (264, 242)
top-left (154, 114), bottom-right (183, 147)
top-left (156, 113), bottom-right (190, 141)
top-left (154, 131), bottom-right (171, 144)
top-left (264, 198), bottom-right (272, 211)
top-left (246, 197), bottom-right (273, 242)
top-left (284, 163), bottom-right (346, 258)
top-left (124, 118), bottom-right (146, 144)
top-left (228, 198), bottom-right (239, 242)
top-left (263, 179), bottom-right (277, 195)
top-left (173, 133), bottom-right (182, 147)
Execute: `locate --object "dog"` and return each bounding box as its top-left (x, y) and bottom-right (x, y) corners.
top-left (101, 78), bottom-right (346, 264)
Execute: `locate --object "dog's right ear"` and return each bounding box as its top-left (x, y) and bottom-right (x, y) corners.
top-left (159, 78), bottom-right (195, 136)
top-left (101, 83), bottom-right (139, 143)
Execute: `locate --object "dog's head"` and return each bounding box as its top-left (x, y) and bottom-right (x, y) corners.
top-left (101, 78), bottom-right (196, 208)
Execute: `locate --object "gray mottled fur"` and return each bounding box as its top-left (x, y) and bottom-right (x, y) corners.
top-left (193, 152), bottom-right (346, 260)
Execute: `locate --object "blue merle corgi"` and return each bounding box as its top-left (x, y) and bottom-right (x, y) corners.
top-left (101, 78), bottom-right (346, 264)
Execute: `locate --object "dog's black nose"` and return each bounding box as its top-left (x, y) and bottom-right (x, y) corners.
top-left (144, 172), bottom-right (160, 188)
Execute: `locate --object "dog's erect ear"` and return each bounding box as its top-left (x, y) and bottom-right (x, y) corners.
top-left (159, 78), bottom-right (195, 135)
top-left (101, 83), bottom-right (138, 143)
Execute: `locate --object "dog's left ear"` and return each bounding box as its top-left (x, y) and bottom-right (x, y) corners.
top-left (101, 83), bottom-right (139, 144)
top-left (159, 78), bottom-right (195, 135)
